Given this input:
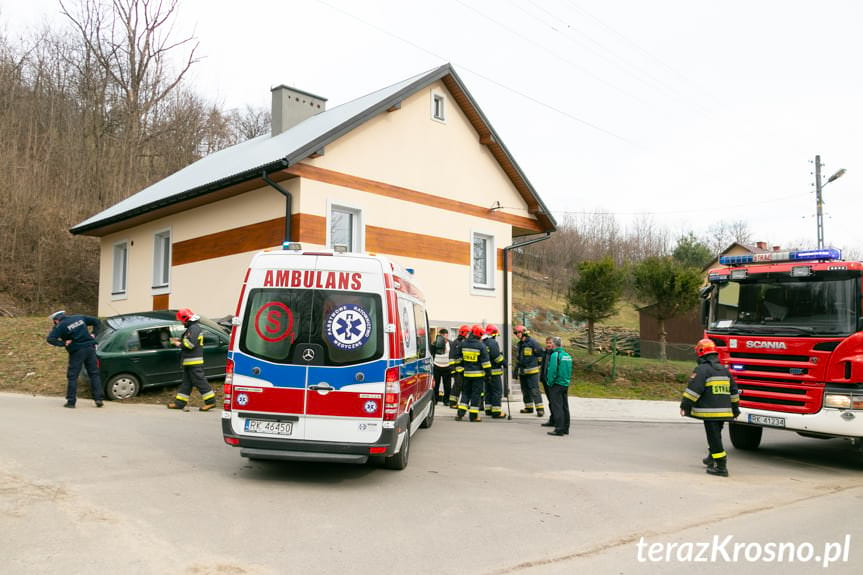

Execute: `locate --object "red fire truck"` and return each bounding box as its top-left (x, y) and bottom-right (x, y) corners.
top-left (701, 248), bottom-right (863, 453)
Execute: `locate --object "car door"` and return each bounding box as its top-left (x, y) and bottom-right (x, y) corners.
top-left (128, 325), bottom-right (182, 386)
top-left (201, 327), bottom-right (228, 378)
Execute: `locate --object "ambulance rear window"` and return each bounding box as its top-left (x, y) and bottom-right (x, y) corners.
top-left (239, 288), bottom-right (383, 366)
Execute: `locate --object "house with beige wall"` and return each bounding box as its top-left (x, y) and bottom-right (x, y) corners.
top-left (71, 64), bottom-right (556, 333)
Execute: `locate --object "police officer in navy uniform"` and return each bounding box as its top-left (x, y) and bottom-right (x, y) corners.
top-left (513, 325), bottom-right (545, 417)
top-left (680, 338), bottom-right (741, 477)
top-left (167, 308), bottom-right (217, 411)
top-left (447, 325), bottom-right (469, 408)
top-left (457, 325), bottom-right (492, 422)
top-left (483, 324), bottom-right (507, 418)
top-left (46, 310), bottom-right (104, 408)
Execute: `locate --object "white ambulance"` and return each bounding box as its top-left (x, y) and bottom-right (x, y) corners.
top-left (221, 243), bottom-right (434, 470)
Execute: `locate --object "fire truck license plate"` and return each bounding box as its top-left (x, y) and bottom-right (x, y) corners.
top-left (749, 414), bottom-right (785, 428)
top-left (244, 419), bottom-right (293, 435)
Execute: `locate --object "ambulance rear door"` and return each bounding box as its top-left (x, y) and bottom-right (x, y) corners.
top-left (232, 255), bottom-right (387, 443)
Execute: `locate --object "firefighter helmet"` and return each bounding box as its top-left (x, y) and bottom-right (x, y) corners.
top-left (458, 325), bottom-right (470, 337)
top-left (695, 338), bottom-right (717, 357)
top-left (176, 308), bottom-right (195, 323)
top-left (471, 324), bottom-right (485, 338)
top-left (513, 325), bottom-right (529, 337)
top-left (485, 324), bottom-right (499, 336)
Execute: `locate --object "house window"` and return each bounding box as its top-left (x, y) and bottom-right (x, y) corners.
top-left (431, 92), bottom-right (446, 122)
top-left (112, 241), bottom-right (128, 297)
top-left (152, 230), bottom-right (171, 290)
top-left (329, 204), bottom-right (362, 252)
top-left (472, 233), bottom-right (494, 290)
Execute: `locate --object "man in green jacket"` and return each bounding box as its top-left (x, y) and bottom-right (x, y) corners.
top-left (545, 337), bottom-right (572, 436)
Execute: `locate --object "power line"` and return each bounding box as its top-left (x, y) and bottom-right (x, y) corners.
top-left (314, 0), bottom-right (641, 147)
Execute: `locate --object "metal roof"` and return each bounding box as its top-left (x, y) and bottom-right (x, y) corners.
top-left (71, 63), bottom-right (556, 235)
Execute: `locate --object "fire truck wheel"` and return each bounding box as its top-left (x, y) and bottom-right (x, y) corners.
top-left (729, 422), bottom-right (762, 450)
top-left (383, 428), bottom-right (410, 470)
top-left (420, 398), bottom-right (435, 429)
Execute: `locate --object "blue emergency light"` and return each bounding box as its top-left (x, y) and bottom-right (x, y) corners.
top-left (718, 248), bottom-right (842, 266)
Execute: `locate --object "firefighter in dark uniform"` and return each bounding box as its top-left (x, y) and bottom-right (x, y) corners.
top-left (514, 325), bottom-right (545, 417)
top-left (680, 338), bottom-right (740, 477)
top-left (46, 310), bottom-right (104, 408)
top-left (456, 325), bottom-right (491, 422)
top-left (167, 308), bottom-right (217, 411)
top-left (483, 324), bottom-right (507, 418)
top-left (447, 325), bottom-right (469, 408)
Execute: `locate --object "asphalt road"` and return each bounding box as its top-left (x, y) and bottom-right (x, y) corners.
top-left (1, 392), bottom-right (861, 575)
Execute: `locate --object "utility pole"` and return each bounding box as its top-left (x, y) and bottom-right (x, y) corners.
top-left (815, 155), bottom-right (824, 249)
top-left (813, 155), bottom-right (846, 249)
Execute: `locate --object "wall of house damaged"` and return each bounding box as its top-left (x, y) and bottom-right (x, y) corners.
top-left (97, 80), bottom-right (538, 332)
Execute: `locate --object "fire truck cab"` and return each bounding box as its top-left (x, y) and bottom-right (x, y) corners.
top-left (701, 248), bottom-right (863, 453)
top-left (221, 243), bottom-right (434, 470)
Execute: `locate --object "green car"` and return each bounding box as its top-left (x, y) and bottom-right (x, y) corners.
top-left (83, 311), bottom-right (230, 400)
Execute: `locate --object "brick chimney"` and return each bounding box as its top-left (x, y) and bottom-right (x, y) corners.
top-left (270, 85), bottom-right (327, 136)
top-left (755, 241), bottom-right (767, 250)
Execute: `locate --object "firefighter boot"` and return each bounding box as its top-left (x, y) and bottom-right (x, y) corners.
top-left (469, 412), bottom-right (481, 422)
top-left (200, 402), bottom-right (217, 412)
top-left (702, 454), bottom-right (716, 469)
top-left (167, 400), bottom-right (188, 411)
top-left (519, 407), bottom-right (534, 414)
top-left (706, 457), bottom-right (729, 477)
top-left (456, 407), bottom-right (466, 421)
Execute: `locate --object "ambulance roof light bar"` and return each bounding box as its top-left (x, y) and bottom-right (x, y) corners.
top-left (719, 248), bottom-right (842, 266)
top-left (282, 242), bottom-right (302, 251)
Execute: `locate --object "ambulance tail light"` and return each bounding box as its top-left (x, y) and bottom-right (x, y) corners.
top-left (223, 360), bottom-right (234, 412)
top-left (383, 366), bottom-right (401, 421)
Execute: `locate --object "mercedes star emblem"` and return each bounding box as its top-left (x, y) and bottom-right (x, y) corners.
top-left (302, 348), bottom-right (316, 362)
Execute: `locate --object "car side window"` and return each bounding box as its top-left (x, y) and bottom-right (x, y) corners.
top-left (138, 327), bottom-right (172, 350)
top-left (125, 332), bottom-right (141, 352)
top-left (202, 329), bottom-right (221, 347)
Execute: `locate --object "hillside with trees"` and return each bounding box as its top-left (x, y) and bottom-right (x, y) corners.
top-left (0, 0), bottom-right (768, 320)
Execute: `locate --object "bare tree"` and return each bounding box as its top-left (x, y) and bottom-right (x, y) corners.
top-left (59, 0), bottom-right (200, 197)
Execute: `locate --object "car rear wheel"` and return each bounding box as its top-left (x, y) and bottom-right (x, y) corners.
top-left (729, 422), bottom-right (762, 450)
top-left (383, 427), bottom-right (410, 470)
top-left (105, 374), bottom-right (141, 401)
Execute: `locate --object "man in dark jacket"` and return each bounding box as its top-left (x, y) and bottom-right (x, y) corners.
top-left (457, 325), bottom-right (492, 422)
top-left (514, 325), bottom-right (545, 417)
top-left (680, 338), bottom-right (740, 477)
top-left (167, 308), bottom-right (217, 411)
top-left (46, 310), bottom-right (104, 408)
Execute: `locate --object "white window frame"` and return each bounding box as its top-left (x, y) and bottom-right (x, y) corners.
top-left (326, 201), bottom-right (364, 253)
top-left (431, 89), bottom-right (447, 123)
top-left (471, 231), bottom-right (495, 295)
top-left (152, 228), bottom-right (171, 294)
top-left (111, 240), bottom-right (129, 300)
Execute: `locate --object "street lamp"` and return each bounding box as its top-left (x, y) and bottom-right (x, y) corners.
top-left (815, 155), bottom-right (846, 249)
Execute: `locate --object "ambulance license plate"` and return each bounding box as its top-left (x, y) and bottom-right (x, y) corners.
top-left (244, 419), bottom-right (293, 435)
top-left (749, 414), bottom-right (785, 428)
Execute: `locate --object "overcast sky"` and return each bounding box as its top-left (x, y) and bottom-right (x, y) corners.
top-left (4, 0), bottom-right (862, 254)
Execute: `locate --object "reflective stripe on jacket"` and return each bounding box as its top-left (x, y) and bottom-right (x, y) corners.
top-left (680, 355), bottom-right (739, 420)
top-left (485, 336), bottom-right (505, 376)
top-left (461, 335), bottom-right (491, 378)
top-left (516, 336), bottom-right (544, 375)
top-left (180, 321), bottom-right (204, 366)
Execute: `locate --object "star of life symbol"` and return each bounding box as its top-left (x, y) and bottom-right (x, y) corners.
top-left (325, 304), bottom-right (372, 351)
top-left (363, 400), bottom-right (378, 414)
top-left (236, 393), bottom-right (249, 406)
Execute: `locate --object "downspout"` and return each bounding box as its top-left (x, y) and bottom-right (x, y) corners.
top-left (262, 169), bottom-right (292, 243)
top-left (502, 232), bottom-right (552, 409)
